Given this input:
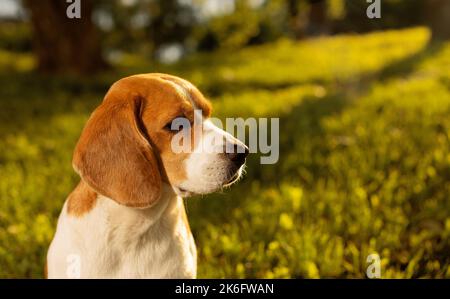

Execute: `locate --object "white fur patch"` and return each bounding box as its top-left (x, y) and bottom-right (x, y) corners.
top-left (47, 184), bottom-right (196, 278)
top-left (178, 120), bottom-right (244, 194)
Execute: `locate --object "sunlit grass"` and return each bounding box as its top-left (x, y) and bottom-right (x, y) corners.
top-left (0, 27), bottom-right (449, 278)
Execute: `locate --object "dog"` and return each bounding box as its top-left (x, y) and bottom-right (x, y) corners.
top-left (46, 73), bottom-right (248, 278)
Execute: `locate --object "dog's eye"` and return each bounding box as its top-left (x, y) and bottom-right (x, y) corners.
top-left (164, 117), bottom-right (187, 133)
top-left (164, 116), bottom-right (192, 133)
top-left (164, 121), bottom-right (179, 132)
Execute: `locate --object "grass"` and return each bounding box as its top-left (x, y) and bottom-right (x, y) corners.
top-left (0, 27), bottom-right (449, 278)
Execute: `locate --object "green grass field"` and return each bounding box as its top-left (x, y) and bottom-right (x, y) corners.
top-left (1, 27), bottom-right (449, 278)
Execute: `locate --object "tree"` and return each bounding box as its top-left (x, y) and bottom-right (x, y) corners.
top-left (306, 0), bottom-right (328, 36)
top-left (146, 0), bottom-right (196, 56)
top-left (425, 0), bottom-right (450, 40)
top-left (286, 0), bottom-right (306, 39)
top-left (23, 0), bottom-right (107, 74)
top-left (286, 0), bottom-right (328, 39)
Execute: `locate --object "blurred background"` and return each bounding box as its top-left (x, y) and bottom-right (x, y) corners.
top-left (0, 0), bottom-right (449, 278)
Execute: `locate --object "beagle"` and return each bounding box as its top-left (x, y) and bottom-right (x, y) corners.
top-left (47, 73), bottom-right (248, 278)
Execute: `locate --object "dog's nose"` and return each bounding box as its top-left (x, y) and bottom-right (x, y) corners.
top-left (225, 144), bottom-right (249, 167)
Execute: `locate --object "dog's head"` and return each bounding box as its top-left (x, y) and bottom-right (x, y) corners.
top-left (73, 73), bottom-right (248, 208)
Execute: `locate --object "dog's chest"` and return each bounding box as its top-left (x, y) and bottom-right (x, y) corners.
top-left (93, 216), bottom-right (195, 278)
top-left (47, 195), bottom-right (197, 278)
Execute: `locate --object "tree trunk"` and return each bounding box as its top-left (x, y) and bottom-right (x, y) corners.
top-left (306, 0), bottom-right (328, 36)
top-left (287, 0), bottom-right (306, 39)
top-left (425, 0), bottom-right (450, 40)
top-left (23, 0), bottom-right (108, 74)
top-left (286, 0), bottom-right (329, 39)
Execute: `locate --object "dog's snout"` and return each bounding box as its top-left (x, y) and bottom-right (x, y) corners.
top-left (225, 144), bottom-right (249, 167)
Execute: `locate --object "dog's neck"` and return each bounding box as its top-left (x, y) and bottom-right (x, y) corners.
top-left (49, 183), bottom-right (196, 278)
top-left (91, 184), bottom-right (182, 239)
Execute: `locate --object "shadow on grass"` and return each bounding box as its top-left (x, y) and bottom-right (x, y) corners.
top-left (0, 37), bottom-right (443, 234)
top-left (186, 39), bottom-right (446, 228)
top-left (201, 79), bottom-right (331, 98)
top-left (374, 40), bottom-right (444, 82)
top-left (186, 91), bottom-right (352, 227)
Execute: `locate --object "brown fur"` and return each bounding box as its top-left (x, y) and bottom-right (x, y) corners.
top-left (51, 74), bottom-right (211, 277)
top-left (67, 180), bottom-right (98, 216)
top-left (151, 73), bottom-right (212, 117)
top-left (71, 74), bottom-right (212, 209)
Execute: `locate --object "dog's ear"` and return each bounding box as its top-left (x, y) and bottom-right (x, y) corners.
top-left (72, 94), bottom-right (161, 208)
